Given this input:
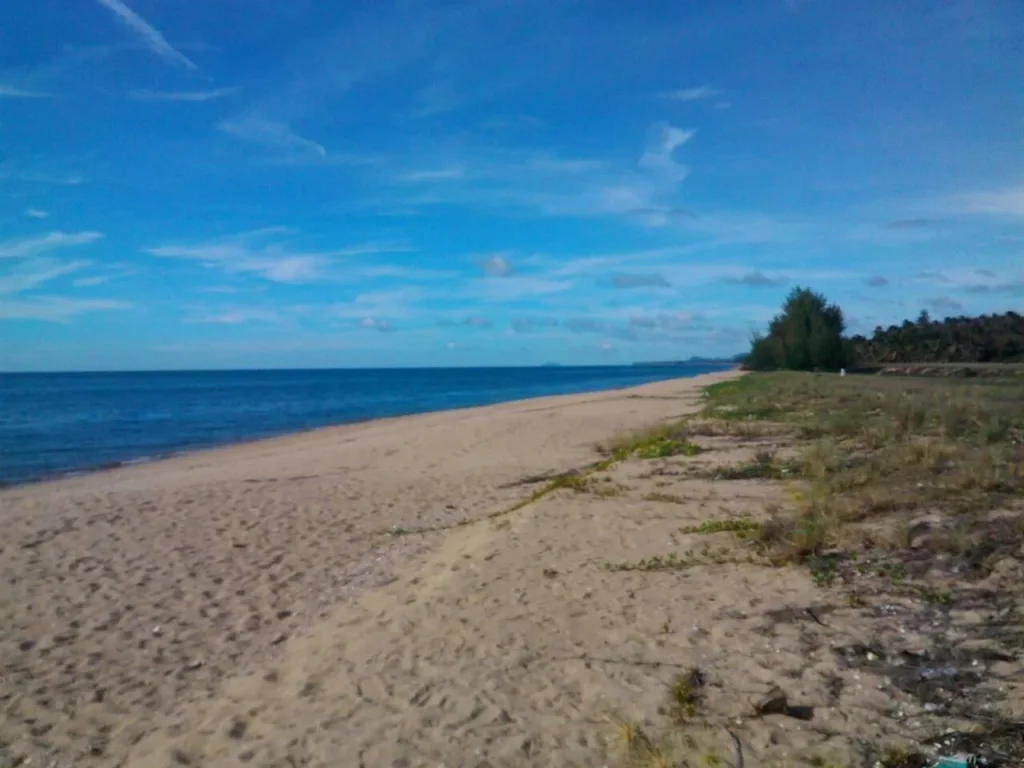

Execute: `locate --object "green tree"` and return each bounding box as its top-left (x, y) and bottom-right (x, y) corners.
top-left (743, 287), bottom-right (848, 371)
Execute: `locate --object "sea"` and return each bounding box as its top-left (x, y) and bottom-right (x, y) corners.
top-left (0, 364), bottom-right (732, 487)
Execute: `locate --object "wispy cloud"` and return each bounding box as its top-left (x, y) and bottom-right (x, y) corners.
top-left (963, 281), bottom-right (1024, 295)
top-left (0, 228), bottom-right (121, 324)
top-left (411, 80), bottom-right (460, 118)
top-left (0, 259), bottom-right (90, 295)
top-left (661, 85), bottom-right (722, 102)
top-left (0, 231), bottom-right (103, 260)
top-left (129, 87), bottom-right (237, 102)
top-left (25, 208), bottom-right (49, 219)
top-left (925, 296), bottom-right (965, 314)
top-left (511, 317), bottom-right (559, 334)
top-left (396, 167), bottom-right (465, 183)
top-left (0, 166), bottom-right (85, 187)
top-left (94, 0), bottom-right (198, 71)
top-left (478, 253), bottom-right (514, 277)
top-left (638, 122), bottom-right (694, 183)
top-left (73, 275), bottom-right (116, 288)
top-left (148, 229), bottom-right (412, 284)
top-left (0, 296), bottom-right (131, 323)
top-left (866, 275), bottom-right (889, 287)
top-left (954, 185), bottom-right (1024, 216)
top-left (0, 84), bottom-right (50, 99)
top-left (72, 266), bottom-right (135, 288)
top-left (219, 115), bottom-right (327, 158)
top-left (723, 270), bottom-right (788, 287)
top-left (392, 123), bottom-right (698, 225)
top-left (610, 273), bottom-right (671, 289)
top-left (196, 307), bottom-right (285, 325)
top-left (476, 276), bottom-right (573, 303)
top-left (444, 316), bottom-right (492, 329)
top-left (359, 317), bottom-right (395, 332)
top-left (886, 218), bottom-right (934, 229)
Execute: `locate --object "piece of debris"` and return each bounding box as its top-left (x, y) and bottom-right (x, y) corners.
top-left (755, 686), bottom-right (789, 716)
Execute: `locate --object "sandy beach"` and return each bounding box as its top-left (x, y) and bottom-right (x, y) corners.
top-left (3, 369), bottom-right (1017, 768)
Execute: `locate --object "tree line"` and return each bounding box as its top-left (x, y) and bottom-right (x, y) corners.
top-left (743, 287), bottom-right (1024, 371)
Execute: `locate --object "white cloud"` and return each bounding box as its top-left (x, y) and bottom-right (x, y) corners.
top-left (0, 296), bottom-right (131, 322)
top-left (411, 80), bottom-right (460, 118)
top-left (955, 185), bottom-right (1024, 216)
top-left (148, 229), bottom-right (411, 284)
top-left (397, 167), bottom-right (465, 182)
top-left (73, 275), bottom-right (115, 288)
top-left (129, 87), bottom-right (238, 102)
top-left (72, 267), bottom-right (135, 288)
top-left (94, 0), bottom-right (198, 71)
top-left (638, 122), bottom-right (694, 183)
top-left (198, 308), bottom-right (284, 325)
top-left (662, 85), bottom-right (722, 102)
top-left (0, 231), bottom-right (103, 259)
top-left (0, 167), bottom-right (85, 186)
top-left (0, 259), bottom-right (90, 295)
top-left (359, 317), bottom-right (394, 331)
top-left (475, 275), bottom-right (574, 303)
top-left (0, 84), bottom-right (50, 99)
top-left (219, 115), bottom-right (327, 158)
top-left (479, 253), bottom-right (514, 277)
top-left (25, 208), bottom-right (49, 219)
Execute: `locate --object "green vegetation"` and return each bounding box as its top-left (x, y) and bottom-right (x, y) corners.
top-left (742, 286), bottom-right (1023, 371)
top-left (701, 372), bottom-right (1024, 571)
top-left (851, 310), bottom-right (1024, 364)
top-left (605, 370), bottom-right (1023, 768)
top-left (746, 287), bottom-right (848, 372)
top-left (598, 424), bottom-right (702, 461)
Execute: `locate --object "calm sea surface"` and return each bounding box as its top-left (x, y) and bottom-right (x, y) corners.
top-left (0, 365), bottom-right (731, 486)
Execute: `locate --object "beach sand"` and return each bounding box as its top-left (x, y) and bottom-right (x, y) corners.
top-left (1, 370), bottom-right (996, 767)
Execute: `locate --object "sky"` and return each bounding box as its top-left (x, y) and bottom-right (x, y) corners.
top-left (0, 0), bottom-right (1022, 371)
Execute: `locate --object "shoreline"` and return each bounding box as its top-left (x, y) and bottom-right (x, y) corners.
top-left (0, 366), bottom-right (735, 492)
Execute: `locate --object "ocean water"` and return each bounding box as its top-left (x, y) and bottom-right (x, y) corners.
top-left (0, 365), bottom-right (731, 487)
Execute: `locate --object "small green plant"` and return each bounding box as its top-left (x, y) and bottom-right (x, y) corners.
top-left (875, 561), bottom-right (906, 586)
top-left (643, 492), bottom-right (690, 504)
top-left (667, 669), bottom-right (705, 724)
top-left (701, 748), bottom-right (723, 767)
top-left (634, 436), bottom-right (702, 459)
top-left (916, 586), bottom-right (954, 605)
top-left (807, 555), bottom-right (838, 588)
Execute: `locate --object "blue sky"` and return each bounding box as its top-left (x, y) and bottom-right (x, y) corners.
top-left (1, 0), bottom-right (1022, 371)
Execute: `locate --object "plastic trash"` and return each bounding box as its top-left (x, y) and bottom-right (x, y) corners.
top-left (920, 666), bottom-right (958, 680)
top-left (932, 755), bottom-right (975, 768)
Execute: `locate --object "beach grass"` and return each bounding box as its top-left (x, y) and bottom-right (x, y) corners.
top-left (696, 372), bottom-right (1024, 568)
top-left (604, 371), bottom-right (1024, 767)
